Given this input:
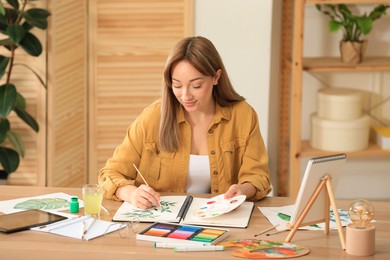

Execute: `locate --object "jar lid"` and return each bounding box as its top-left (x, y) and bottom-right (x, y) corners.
top-left (318, 87), bottom-right (362, 102)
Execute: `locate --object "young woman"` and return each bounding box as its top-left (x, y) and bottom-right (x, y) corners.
top-left (98, 36), bottom-right (271, 209)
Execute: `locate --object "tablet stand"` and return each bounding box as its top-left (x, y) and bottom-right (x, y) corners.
top-left (285, 174), bottom-right (346, 250)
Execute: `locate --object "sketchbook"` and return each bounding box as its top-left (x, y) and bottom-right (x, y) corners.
top-left (32, 215), bottom-right (124, 240)
top-left (113, 195), bottom-right (254, 228)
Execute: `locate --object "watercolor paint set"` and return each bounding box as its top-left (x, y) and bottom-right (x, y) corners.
top-left (136, 222), bottom-right (230, 245)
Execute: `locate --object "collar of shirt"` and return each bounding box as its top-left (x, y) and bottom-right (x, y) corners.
top-left (176, 102), bottom-right (231, 125)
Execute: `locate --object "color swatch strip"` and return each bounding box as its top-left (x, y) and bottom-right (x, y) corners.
top-left (191, 229), bottom-right (226, 242)
top-left (139, 222), bottom-right (227, 244)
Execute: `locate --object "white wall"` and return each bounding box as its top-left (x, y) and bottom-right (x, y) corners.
top-left (195, 1), bottom-right (390, 200)
top-left (195, 0), bottom-right (280, 192)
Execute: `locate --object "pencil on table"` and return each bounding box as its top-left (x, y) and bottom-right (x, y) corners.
top-left (83, 218), bottom-right (97, 239)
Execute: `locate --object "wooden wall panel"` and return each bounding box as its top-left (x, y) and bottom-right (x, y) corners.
top-left (88, 0), bottom-right (194, 183)
top-left (46, 0), bottom-right (88, 187)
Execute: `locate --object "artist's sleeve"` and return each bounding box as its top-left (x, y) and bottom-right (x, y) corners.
top-left (98, 110), bottom-right (150, 201)
top-left (237, 107), bottom-right (272, 201)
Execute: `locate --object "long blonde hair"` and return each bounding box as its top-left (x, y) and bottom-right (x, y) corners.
top-left (159, 36), bottom-right (244, 152)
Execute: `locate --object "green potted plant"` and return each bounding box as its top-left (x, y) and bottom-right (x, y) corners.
top-left (0, 0), bottom-right (50, 182)
top-left (316, 4), bottom-right (390, 64)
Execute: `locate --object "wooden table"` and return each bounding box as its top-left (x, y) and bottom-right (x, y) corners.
top-left (0, 186), bottom-right (389, 259)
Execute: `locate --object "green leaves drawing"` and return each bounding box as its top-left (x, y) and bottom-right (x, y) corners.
top-left (121, 200), bottom-right (178, 219)
top-left (277, 212), bottom-right (291, 221)
top-left (14, 198), bottom-right (69, 210)
top-left (159, 201), bottom-right (177, 213)
top-left (277, 212), bottom-right (320, 228)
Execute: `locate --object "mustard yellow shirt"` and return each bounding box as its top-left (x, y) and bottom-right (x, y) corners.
top-left (98, 99), bottom-right (271, 201)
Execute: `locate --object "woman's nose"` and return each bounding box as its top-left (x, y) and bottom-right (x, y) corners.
top-left (182, 87), bottom-right (192, 100)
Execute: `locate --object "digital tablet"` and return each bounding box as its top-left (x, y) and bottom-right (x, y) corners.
top-left (0, 209), bottom-right (67, 233)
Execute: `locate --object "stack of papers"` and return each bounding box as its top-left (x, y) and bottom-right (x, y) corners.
top-left (32, 216), bottom-right (124, 240)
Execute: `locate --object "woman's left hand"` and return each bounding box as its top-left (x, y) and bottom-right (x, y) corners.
top-left (224, 183), bottom-right (256, 199)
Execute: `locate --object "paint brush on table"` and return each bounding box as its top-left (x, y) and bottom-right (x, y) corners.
top-left (254, 224), bottom-right (280, 237)
top-left (266, 229), bottom-right (288, 236)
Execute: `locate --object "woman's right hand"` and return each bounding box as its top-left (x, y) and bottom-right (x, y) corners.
top-left (116, 184), bottom-right (160, 209)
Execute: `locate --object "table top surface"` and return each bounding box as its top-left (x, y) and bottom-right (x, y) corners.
top-left (0, 185), bottom-right (389, 260)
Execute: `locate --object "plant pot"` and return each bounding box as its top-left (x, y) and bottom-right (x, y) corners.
top-left (0, 170), bottom-right (9, 185)
top-left (340, 40), bottom-right (367, 64)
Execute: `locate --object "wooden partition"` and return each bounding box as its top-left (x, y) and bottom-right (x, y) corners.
top-left (88, 0), bottom-right (194, 183)
top-left (46, 0), bottom-right (89, 187)
top-left (5, 0), bottom-right (194, 187)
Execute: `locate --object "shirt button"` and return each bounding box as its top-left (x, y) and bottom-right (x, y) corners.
top-left (213, 189), bottom-right (219, 193)
top-left (208, 129), bottom-right (213, 134)
top-left (156, 149), bottom-right (160, 154)
top-left (211, 150), bottom-right (215, 155)
top-left (102, 177), bottom-right (106, 181)
top-left (213, 171), bottom-right (218, 176)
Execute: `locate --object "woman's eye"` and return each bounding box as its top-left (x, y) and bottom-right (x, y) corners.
top-left (173, 85), bottom-right (182, 89)
top-left (192, 85), bottom-right (201, 89)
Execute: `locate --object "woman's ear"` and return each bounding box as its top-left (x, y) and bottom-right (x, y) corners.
top-left (213, 69), bottom-right (222, 85)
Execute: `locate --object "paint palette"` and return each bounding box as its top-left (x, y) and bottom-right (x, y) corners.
top-left (136, 222), bottom-right (229, 245)
top-left (194, 194), bottom-right (246, 219)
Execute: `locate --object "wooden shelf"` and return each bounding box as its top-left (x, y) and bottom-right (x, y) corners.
top-left (301, 140), bottom-right (390, 158)
top-left (307, 0), bottom-right (390, 4)
top-left (303, 57), bottom-right (390, 72)
top-left (278, 0), bottom-right (390, 197)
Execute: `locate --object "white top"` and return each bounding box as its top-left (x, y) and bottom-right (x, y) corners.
top-left (186, 154), bottom-right (211, 193)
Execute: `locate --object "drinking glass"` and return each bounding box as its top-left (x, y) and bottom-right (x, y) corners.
top-left (82, 184), bottom-right (103, 218)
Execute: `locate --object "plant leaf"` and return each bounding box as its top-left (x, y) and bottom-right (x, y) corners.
top-left (14, 91), bottom-right (26, 110)
top-left (6, 0), bottom-right (19, 10)
top-left (0, 146), bottom-right (20, 173)
top-left (6, 130), bottom-right (25, 157)
top-left (357, 15), bottom-right (373, 35)
top-left (0, 118), bottom-right (10, 142)
top-left (0, 7), bottom-right (18, 25)
top-left (0, 38), bottom-right (13, 48)
top-left (6, 24), bottom-right (26, 44)
top-left (0, 84), bottom-right (17, 118)
top-left (369, 5), bottom-right (390, 21)
top-left (22, 21), bottom-right (33, 32)
top-left (13, 63), bottom-right (47, 89)
top-left (0, 55), bottom-right (10, 78)
top-left (0, 2), bottom-right (5, 16)
top-left (14, 107), bottom-right (39, 132)
top-left (19, 31), bottom-right (42, 56)
top-left (22, 8), bottom-right (51, 30)
top-left (329, 20), bottom-right (342, 32)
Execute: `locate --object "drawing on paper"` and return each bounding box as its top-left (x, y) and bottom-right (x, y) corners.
top-left (14, 198), bottom-right (70, 210)
top-left (121, 200), bottom-right (178, 219)
top-left (277, 212), bottom-right (320, 228)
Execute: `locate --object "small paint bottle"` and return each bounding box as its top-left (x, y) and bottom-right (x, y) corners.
top-left (69, 197), bottom-right (79, 213)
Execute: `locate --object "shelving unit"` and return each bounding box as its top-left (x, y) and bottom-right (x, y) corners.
top-left (278, 0), bottom-right (390, 197)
